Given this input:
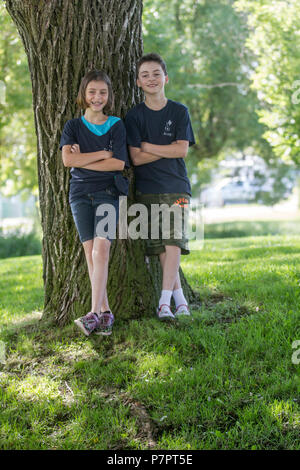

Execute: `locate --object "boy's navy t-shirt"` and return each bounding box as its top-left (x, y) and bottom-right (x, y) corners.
top-left (124, 99), bottom-right (195, 195)
top-left (60, 116), bottom-right (129, 202)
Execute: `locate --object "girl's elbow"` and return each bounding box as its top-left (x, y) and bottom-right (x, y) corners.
top-left (114, 160), bottom-right (125, 171)
top-left (62, 156), bottom-right (70, 167)
top-left (62, 149), bottom-right (72, 167)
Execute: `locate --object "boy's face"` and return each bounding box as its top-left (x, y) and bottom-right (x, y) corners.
top-left (137, 61), bottom-right (168, 94)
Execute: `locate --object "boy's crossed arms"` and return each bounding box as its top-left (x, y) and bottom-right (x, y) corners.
top-left (129, 140), bottom-right (189, 166)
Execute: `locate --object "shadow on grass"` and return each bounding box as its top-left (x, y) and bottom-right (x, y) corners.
top-left (1, 312), bottom-right (300, 450)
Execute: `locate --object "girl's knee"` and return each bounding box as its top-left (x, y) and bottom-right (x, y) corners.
top-left (92, 238), bottom-right (111, 262)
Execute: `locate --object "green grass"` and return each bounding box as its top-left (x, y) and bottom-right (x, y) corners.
top-left (0, 235), bottom-right (300, 449)
top-left (204, 219), bottom-right (300, 238)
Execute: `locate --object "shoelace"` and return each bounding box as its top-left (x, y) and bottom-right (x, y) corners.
top-left (99, 312), bottom-right (114, 327)
top-left (83, 312), bottom-right (100, 328)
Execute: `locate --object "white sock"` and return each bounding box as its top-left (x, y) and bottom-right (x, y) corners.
top-left (159, 290), bottom-right (172, 307)
top-left (173, 288), bottom-right (187, 308)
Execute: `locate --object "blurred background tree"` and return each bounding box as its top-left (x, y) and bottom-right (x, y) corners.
top-left (0, 2), bottom-right (37, 198)
top-left (235, 0), bottom-right (300, 164)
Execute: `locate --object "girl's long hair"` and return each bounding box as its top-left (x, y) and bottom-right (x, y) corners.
top-left (76, 69), bottom-right (114, 114)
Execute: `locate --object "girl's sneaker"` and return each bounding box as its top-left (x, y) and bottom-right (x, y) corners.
top-left (174, 304), bottom-right (191, 317)
top-left (94, 311), bottom-right (114, 336)
top-left (74, 312), bottom-right (100, 336)
top-left (156, 304), bottom-right (175, 321)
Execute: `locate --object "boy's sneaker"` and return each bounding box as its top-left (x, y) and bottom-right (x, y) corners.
top-left (94, 311), bottom-right (114, 336)
top-left (74, 312), bottom-right (100, 336)
top-left (174, 304), bottom-right (191, 317)
top-left (156, 304), bottom-right (175, 321)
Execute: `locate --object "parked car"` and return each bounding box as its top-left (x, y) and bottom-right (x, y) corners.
top-left (220, 180), bottom-right (255, 204)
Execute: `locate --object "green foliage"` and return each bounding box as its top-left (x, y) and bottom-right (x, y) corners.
top-left (234, 0), bottom-right (300, 163)
top-left (1, 235), bottom-right (300, 449)
top-left (142, 0), bottom-right (274, 168)
top-left (0, 3), bottom-right (37, 196)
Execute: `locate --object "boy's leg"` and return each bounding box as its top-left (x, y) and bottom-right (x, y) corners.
top-left (159, 251), bottom-right (181, 290)
top-left (160, 245), bottom-right (181, 291)
top-left (159, 248), bottom-right (190, 316)
top-left (155, 246), bottom-right (180, 320)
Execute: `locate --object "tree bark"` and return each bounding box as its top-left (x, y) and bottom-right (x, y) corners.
top-left (6, 0), bottom-right (197, 325)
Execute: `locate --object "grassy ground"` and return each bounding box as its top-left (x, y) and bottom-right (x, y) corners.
top-left (0, 235), bottom-right (300, 450)
top-left (204, 219), bottom-right (300, 238)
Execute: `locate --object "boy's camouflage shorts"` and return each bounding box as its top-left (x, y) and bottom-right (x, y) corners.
top-left (135, 192), bottom-right (190, 255)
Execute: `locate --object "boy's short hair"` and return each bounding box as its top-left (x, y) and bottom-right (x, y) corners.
top-left (137, 53), bottom-right (168, 76)
top-left (76, 69), bottom-right (114, 113)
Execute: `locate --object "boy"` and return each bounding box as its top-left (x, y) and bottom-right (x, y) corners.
top-left (125, 53), bottom-right (195, 320)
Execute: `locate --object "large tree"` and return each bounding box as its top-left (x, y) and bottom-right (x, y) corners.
top-left (5, 0), bottom-right (196, 325)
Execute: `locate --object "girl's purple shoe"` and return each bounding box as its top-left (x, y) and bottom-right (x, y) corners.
top-left (94, 311), bottom-right (114, 336)
top-left (74, 312), bottom-right (100, 336)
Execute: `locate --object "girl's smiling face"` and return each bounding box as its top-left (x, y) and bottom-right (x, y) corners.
top-left (85, 80), bottom-right (109, 112)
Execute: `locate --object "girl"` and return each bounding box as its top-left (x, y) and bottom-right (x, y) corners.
top-left (60, 70), bottom-right (129, 336)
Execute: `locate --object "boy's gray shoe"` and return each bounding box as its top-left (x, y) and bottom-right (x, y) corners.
top-left (156, 304), bottom-right (175, 321)
top-left (174, 304), bottom-right (191, 317)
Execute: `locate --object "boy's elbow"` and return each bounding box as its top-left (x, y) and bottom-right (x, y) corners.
top-left (130, 155), bottom-right (139, 166)
top-left (178, 142), bottom-right (189, 158)
top-left (129, 147), bottom-right (141, 166)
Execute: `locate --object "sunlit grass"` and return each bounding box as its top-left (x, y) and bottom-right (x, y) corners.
top-left (1, 235), bottom-right (300, 449)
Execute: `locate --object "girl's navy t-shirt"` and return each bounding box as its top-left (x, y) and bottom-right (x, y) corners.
top-left (60, 116), bottom-right (129, 202)
top-left (124, 100), bottom-right (195, 195)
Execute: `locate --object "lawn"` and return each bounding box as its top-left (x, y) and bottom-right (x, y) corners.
top-left (0, 235), bottom-right (300, 450)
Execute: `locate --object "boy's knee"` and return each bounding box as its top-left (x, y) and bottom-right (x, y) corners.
top-left (165, 245), bottom-right (181, 255)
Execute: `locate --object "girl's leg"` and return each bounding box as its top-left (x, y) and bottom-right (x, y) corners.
top-left (83, 239), bottom-right (94, 282)
top-left (83, 239), bottom-right (111, 313)
top-left (91, 237), bottom-right (111, 314)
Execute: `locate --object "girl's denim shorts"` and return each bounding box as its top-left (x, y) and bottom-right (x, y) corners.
top-left (70, 186), bottom-right (119, 243)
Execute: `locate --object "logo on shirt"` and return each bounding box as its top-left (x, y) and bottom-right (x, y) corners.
top-left (173, 197), bottom-right (189, 208)
top-left (103, 139), bottom-right (113, 152)
top-left (163, 120), bottom-right (173, 136)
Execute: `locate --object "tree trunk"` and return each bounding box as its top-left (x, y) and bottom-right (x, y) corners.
top-left (6, 0), bottom-right (197, 325)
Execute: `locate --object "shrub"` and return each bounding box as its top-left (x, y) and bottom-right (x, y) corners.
top-left (0, 228), bottom-right (41, 258)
